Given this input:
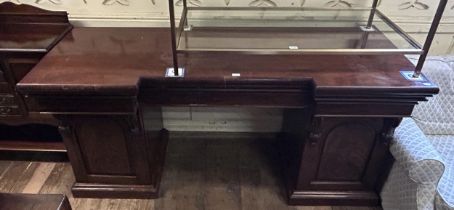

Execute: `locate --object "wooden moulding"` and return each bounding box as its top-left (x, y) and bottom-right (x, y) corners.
top-left (71, 183), bottom-right (159, 199)
top-left (288, 190), bottom-right (379, 206)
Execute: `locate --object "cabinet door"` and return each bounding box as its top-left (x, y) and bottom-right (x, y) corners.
top-left (296, 117), bottom-right (389, 191)
top-left (59, 115), bottom-right (153, 185)
top-left (286, 117), bottom-right (397, 205)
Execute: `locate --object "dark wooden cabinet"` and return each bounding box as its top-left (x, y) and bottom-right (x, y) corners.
top-left (0, 2), bottom-right (72, 152)
top-left (280, 86), bottom-right (428, 205)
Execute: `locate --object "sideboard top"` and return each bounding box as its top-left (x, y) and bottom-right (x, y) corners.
top-left (16, 27), bottom-right (438, 97)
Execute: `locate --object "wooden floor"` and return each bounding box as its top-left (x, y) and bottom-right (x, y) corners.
top-left (0, 133), bottom-right (382, 210)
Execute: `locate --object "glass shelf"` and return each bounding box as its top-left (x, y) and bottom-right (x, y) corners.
top-left (167, 0), bottom-right (448, 77)
top-left (174, 7), bottom-right (422, 55)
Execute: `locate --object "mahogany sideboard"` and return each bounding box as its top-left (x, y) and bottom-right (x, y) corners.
top-left (0, 3), bottom-right (72, 153)
top-left (15, 27), bottom-right (438, 206)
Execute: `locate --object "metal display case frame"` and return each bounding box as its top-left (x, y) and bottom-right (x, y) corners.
top-left (167, 0), bottom-right (448, 78)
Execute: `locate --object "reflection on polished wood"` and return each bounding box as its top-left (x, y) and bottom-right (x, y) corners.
top-left (0, 24), bottom-right (70, 52)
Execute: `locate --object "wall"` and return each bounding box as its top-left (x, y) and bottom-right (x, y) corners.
top-left (2, 0), bottom-right (454, 132)
top-left (2, 0), bottom-right (454, 54)
top-left (143, 107), bottom-right (284, 132)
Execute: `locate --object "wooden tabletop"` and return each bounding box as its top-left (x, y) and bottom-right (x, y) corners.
top-left (16, 27), bottom-right (438, 96)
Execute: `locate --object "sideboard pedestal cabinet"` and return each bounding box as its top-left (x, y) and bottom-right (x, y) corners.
top-left (58, 113), bottom-right (168, 198)
top-left (282, 114), bottom-right (401, 205)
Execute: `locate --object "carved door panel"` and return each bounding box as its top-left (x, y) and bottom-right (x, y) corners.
top-left (289, 117), bottom-right (396, 205)
top-left (298, 117), bottom-right (388, 189)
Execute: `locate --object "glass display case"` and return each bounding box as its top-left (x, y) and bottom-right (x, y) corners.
top-left (167, 0), bottom-right (448, 78)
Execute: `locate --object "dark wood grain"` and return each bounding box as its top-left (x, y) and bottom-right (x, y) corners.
top-left (283, 117), bottom-right (399, 206)
top-left (58, 113), bottom-right (168, 199)
top-left (0, 193), bottom-right (72, 210)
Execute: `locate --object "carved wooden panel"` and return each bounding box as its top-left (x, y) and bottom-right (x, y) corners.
top-left (295, 118), bottom-right (382, 188)
top-left (59, 115), bottom-right (149, 185)
top-left (317, 122), bottom-right (378, 181)
top-left (58, 113), bottom-right (168, 198)
top-left (74, 119), bottom-right (134, 176)
top-left (285, 117), bottom-right (397, 205)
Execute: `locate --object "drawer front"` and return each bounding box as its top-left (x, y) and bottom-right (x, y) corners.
top-left (0, 95), bottom-right (19, 107)
top-left (0, 106), bottom-right (22, 116)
